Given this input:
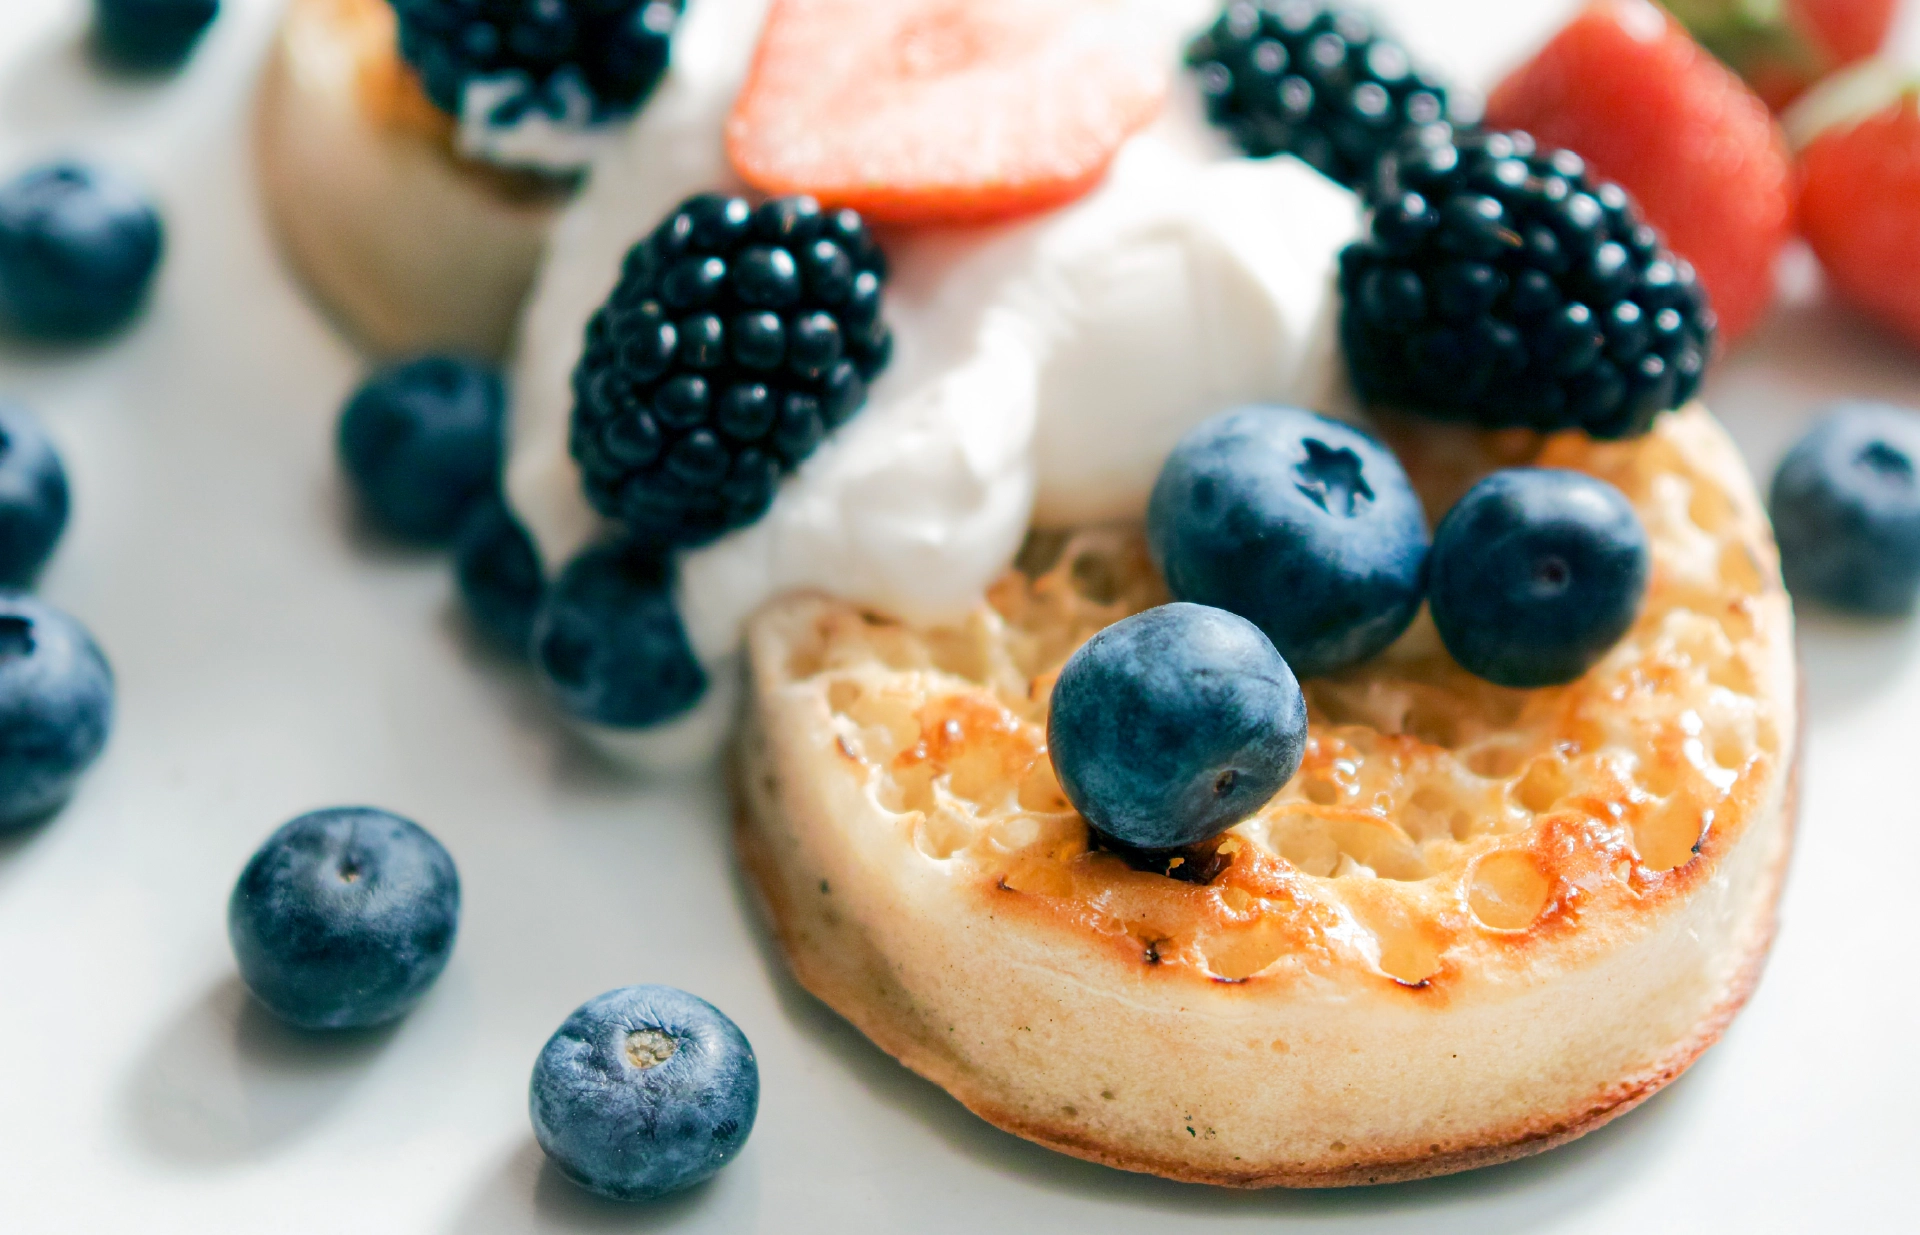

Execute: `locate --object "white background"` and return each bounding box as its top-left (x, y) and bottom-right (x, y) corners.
top-left (0, 0), bottom-right (1916, 1230)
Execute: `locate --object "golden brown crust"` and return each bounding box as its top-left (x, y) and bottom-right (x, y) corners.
top-left (733, 684), bottom-right (1799, 1188)
top-left (732, 405), bottom-right (1799, 1186)
top-left (870, 741), bottom-right (1798, 1189)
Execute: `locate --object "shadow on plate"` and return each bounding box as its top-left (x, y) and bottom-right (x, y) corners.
top-left (328, 471), bottom-right (447, 570)
top-left (441, 1137), bottom-right (758, 1235)
top-left (0, 19), bottom-right (166, 137)
top-left (1795, 606), bottom-right (1920, 721)
top-left (0, 812), bottom-right (54, 863)
top-left (730, 860), bottom-right (1709, 1230)
top-left (122, 974), bottom-right (398, 1164)
top-left (431, 599), bottom-right (673, 799)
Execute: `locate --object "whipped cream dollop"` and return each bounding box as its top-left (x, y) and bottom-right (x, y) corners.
top-left (507, 0), bottom-right (1360, 767)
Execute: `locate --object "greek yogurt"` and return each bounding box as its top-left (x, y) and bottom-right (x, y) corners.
top-left (506, 0), bottom-right (1361, 769)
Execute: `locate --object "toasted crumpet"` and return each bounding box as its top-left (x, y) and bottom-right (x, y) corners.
top-left (255, 0), bottom-right (568, 357)
top-left (735, 403), bottom-right (1797, 1185)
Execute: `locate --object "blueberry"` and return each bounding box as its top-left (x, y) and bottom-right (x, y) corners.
top-left (531, 985), bottom-right (758, 1201)
top-left (0, 162), bottom-right (163, 341)
top-left (337, 355), bottom-right (506, 543)
top-left (1047, 603), bottom-right (1306, 852)
top-left (532, 540), bottom-right (706, 727)
top-left (94, 0), bottom-right (219, 70)
top-left (228, 807), bottom-right (460, 1030)
top-left (0, 404), bottom-right (70, 586)
top-left (0, 594), bottom-right (113, 830)
top-left (1427, 468), bottom-right (1649, 688)
top-left (1147, 406), bottom-right (1430, 678)
top-left (453, 496), bottom-right (545, 657)
top-left (1770, 402), bottom-right (1920, 615)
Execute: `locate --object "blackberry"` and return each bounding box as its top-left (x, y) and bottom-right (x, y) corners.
top-left (1186, 1), bottom-right (1452, 191)
top-left (390, 0), bottom-right (682, 126)
top-left (569, 193), bottom-right (892, 546)
top-left (1338, 129), bottom-right (1716, 438)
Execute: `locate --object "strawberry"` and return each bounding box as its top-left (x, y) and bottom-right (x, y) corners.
top-left (1486, 0), bottom-right (1796, 344)
top-left (1793, 63), bottom-right (1920, 350)
top-left (1668, 0), bottom-right (1899, 110)
top-left (726, 0), bottom-right (1168, 226)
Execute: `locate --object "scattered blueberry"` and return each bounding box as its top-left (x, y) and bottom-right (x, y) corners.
top-left (1771, 402), bottom-right (1920, 615)
top-left (532, 539), bottom-right (706, 728)
top-left (531, 984), bottom-right (758, 1201)
top-left (337, 355), bottom-right (506, 544)
top-left (1428, 468), bottom-right (1649, 688)
top-left (1048, 602), bottom-right (1306, 851)
top-left (392, 0), bottom-right (683, 127)
top-left (228, 807), bottom-right (460, 1030)
top-left (454, 496), bottom-right (546, 656)
top-left (0, 403), bottom-right (70, 587)
top-left (94, 0), bottom-right (220, 70)
top-left (0, 161), bottom-right (163, 341)
top-left (1340, 129), bottom-right (1714, 438)
top-left (1187, 0), bottom-right (1452, 191)
top-left (0, 594), bottom-right (113, 830)
top-left (570, 193), bottom-right (892, 546)
top-left (1148, 405), bottom-right (1429, 678)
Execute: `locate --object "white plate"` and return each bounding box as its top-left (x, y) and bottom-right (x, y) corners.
top-left (0, 1), bottom-right (1916, 1231)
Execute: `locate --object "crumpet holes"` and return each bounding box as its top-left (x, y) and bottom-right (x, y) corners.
top-left (1712, 729), bottom-right (1748, 775)
top-left (827, 679), bottom-right (862, 714)
top-left (1303, 776), bottom-right (1340, 806)
top-left (1069, 551), bottom-right (1122, 605)
top-left (1265, 813), bottom-right (1428, 882)
top-left (1513, 757), bottom-right (1570, 814)
top-left (1016, 761), bottom-right (1070, 812)
top-left (1466, 743), bottom-right (1528, 779)
top-left (1633, 797), bottom-right (1708, 871)
top-left (1687, 479), bottom-right (1735, 534)
top-left (1707, 650), bottom-right (1755, 696)
top-left (914, 809), bottom-right (974, 860)
top-left (1467, 851), bottom-right (1550, 930)
top-left (990, 814), bottom-right (1041, 852)
top-left (1717, 541), bottom-right (1764, 593)
top-left (1201, 920), bottom-right (1291, 981)
top-left (1015, 529), bottom-right (1072, 577)
top-left (1351, 903), bottom-right (1441, 985)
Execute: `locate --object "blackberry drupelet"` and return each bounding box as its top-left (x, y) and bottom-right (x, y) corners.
top-left (569, 193), bottom-right (892, 546)
top-left (1339, 129), bottom-right (1715, 438)
top-left (390, 0), bottom-right (682, 125)
top-left (1186, 0), bottom-right (1451, 191)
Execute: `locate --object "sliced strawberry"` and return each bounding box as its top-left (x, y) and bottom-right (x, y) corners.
top-left (1794, 64), bottom-right (1920, 351)
top-left (1486, 0), bottom-right (1796, 344)
top-left (726, 0), bottom-right (1168, 226)
top-left (1669, 0), bottom-right (1899, 109)
top-left (1797, 0), bottom-right (1902, 64)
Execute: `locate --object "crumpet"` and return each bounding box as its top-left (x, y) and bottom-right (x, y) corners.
top-left (254, 0), bottom-right (568, 358)
top-left (735, 403), bottom-right (1796, 1186)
